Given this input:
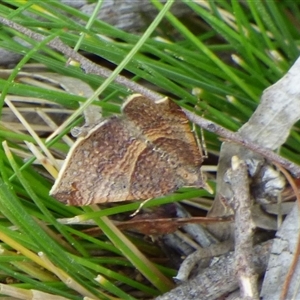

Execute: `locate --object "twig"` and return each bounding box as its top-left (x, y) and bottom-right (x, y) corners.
top-left (0, 16), bottom-right (161, 101)
top-left (156, 240), bottom-right (272, 300)
top-left (227, 156), bottom-right (259, 299)
top-left (276, 165), bottom-right (300, 300)
top-left (1, 17), bottom-right (300, 179)
top-left (175, 240), bottom-right (233, 282)
top-left (184, 109), bottom-right (300, 177)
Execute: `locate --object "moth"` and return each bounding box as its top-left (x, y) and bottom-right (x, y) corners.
top-left (50, 94), bottom-right (204, 205)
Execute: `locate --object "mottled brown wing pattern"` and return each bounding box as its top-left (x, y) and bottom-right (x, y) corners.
top-left (50, 94), bottom-right (204, 205)
top-left (50, 117), bottom-right (142, 205)
top-left (123, 95), bottom-right (204, 190)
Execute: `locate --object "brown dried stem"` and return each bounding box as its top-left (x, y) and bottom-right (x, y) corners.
top-left (0, 16), bottom-right (161, 101)
top-left (226, 156), bottom-right (259, 299)
top-left (1, 17), bottom-right (299, 177)
top-left (184, 109), bottom-right (300, 177)
top-left (156, 240), bottom-right (272, 300)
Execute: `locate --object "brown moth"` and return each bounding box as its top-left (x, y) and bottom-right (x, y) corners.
top-left (50, 94), bottom-right (204, 205)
